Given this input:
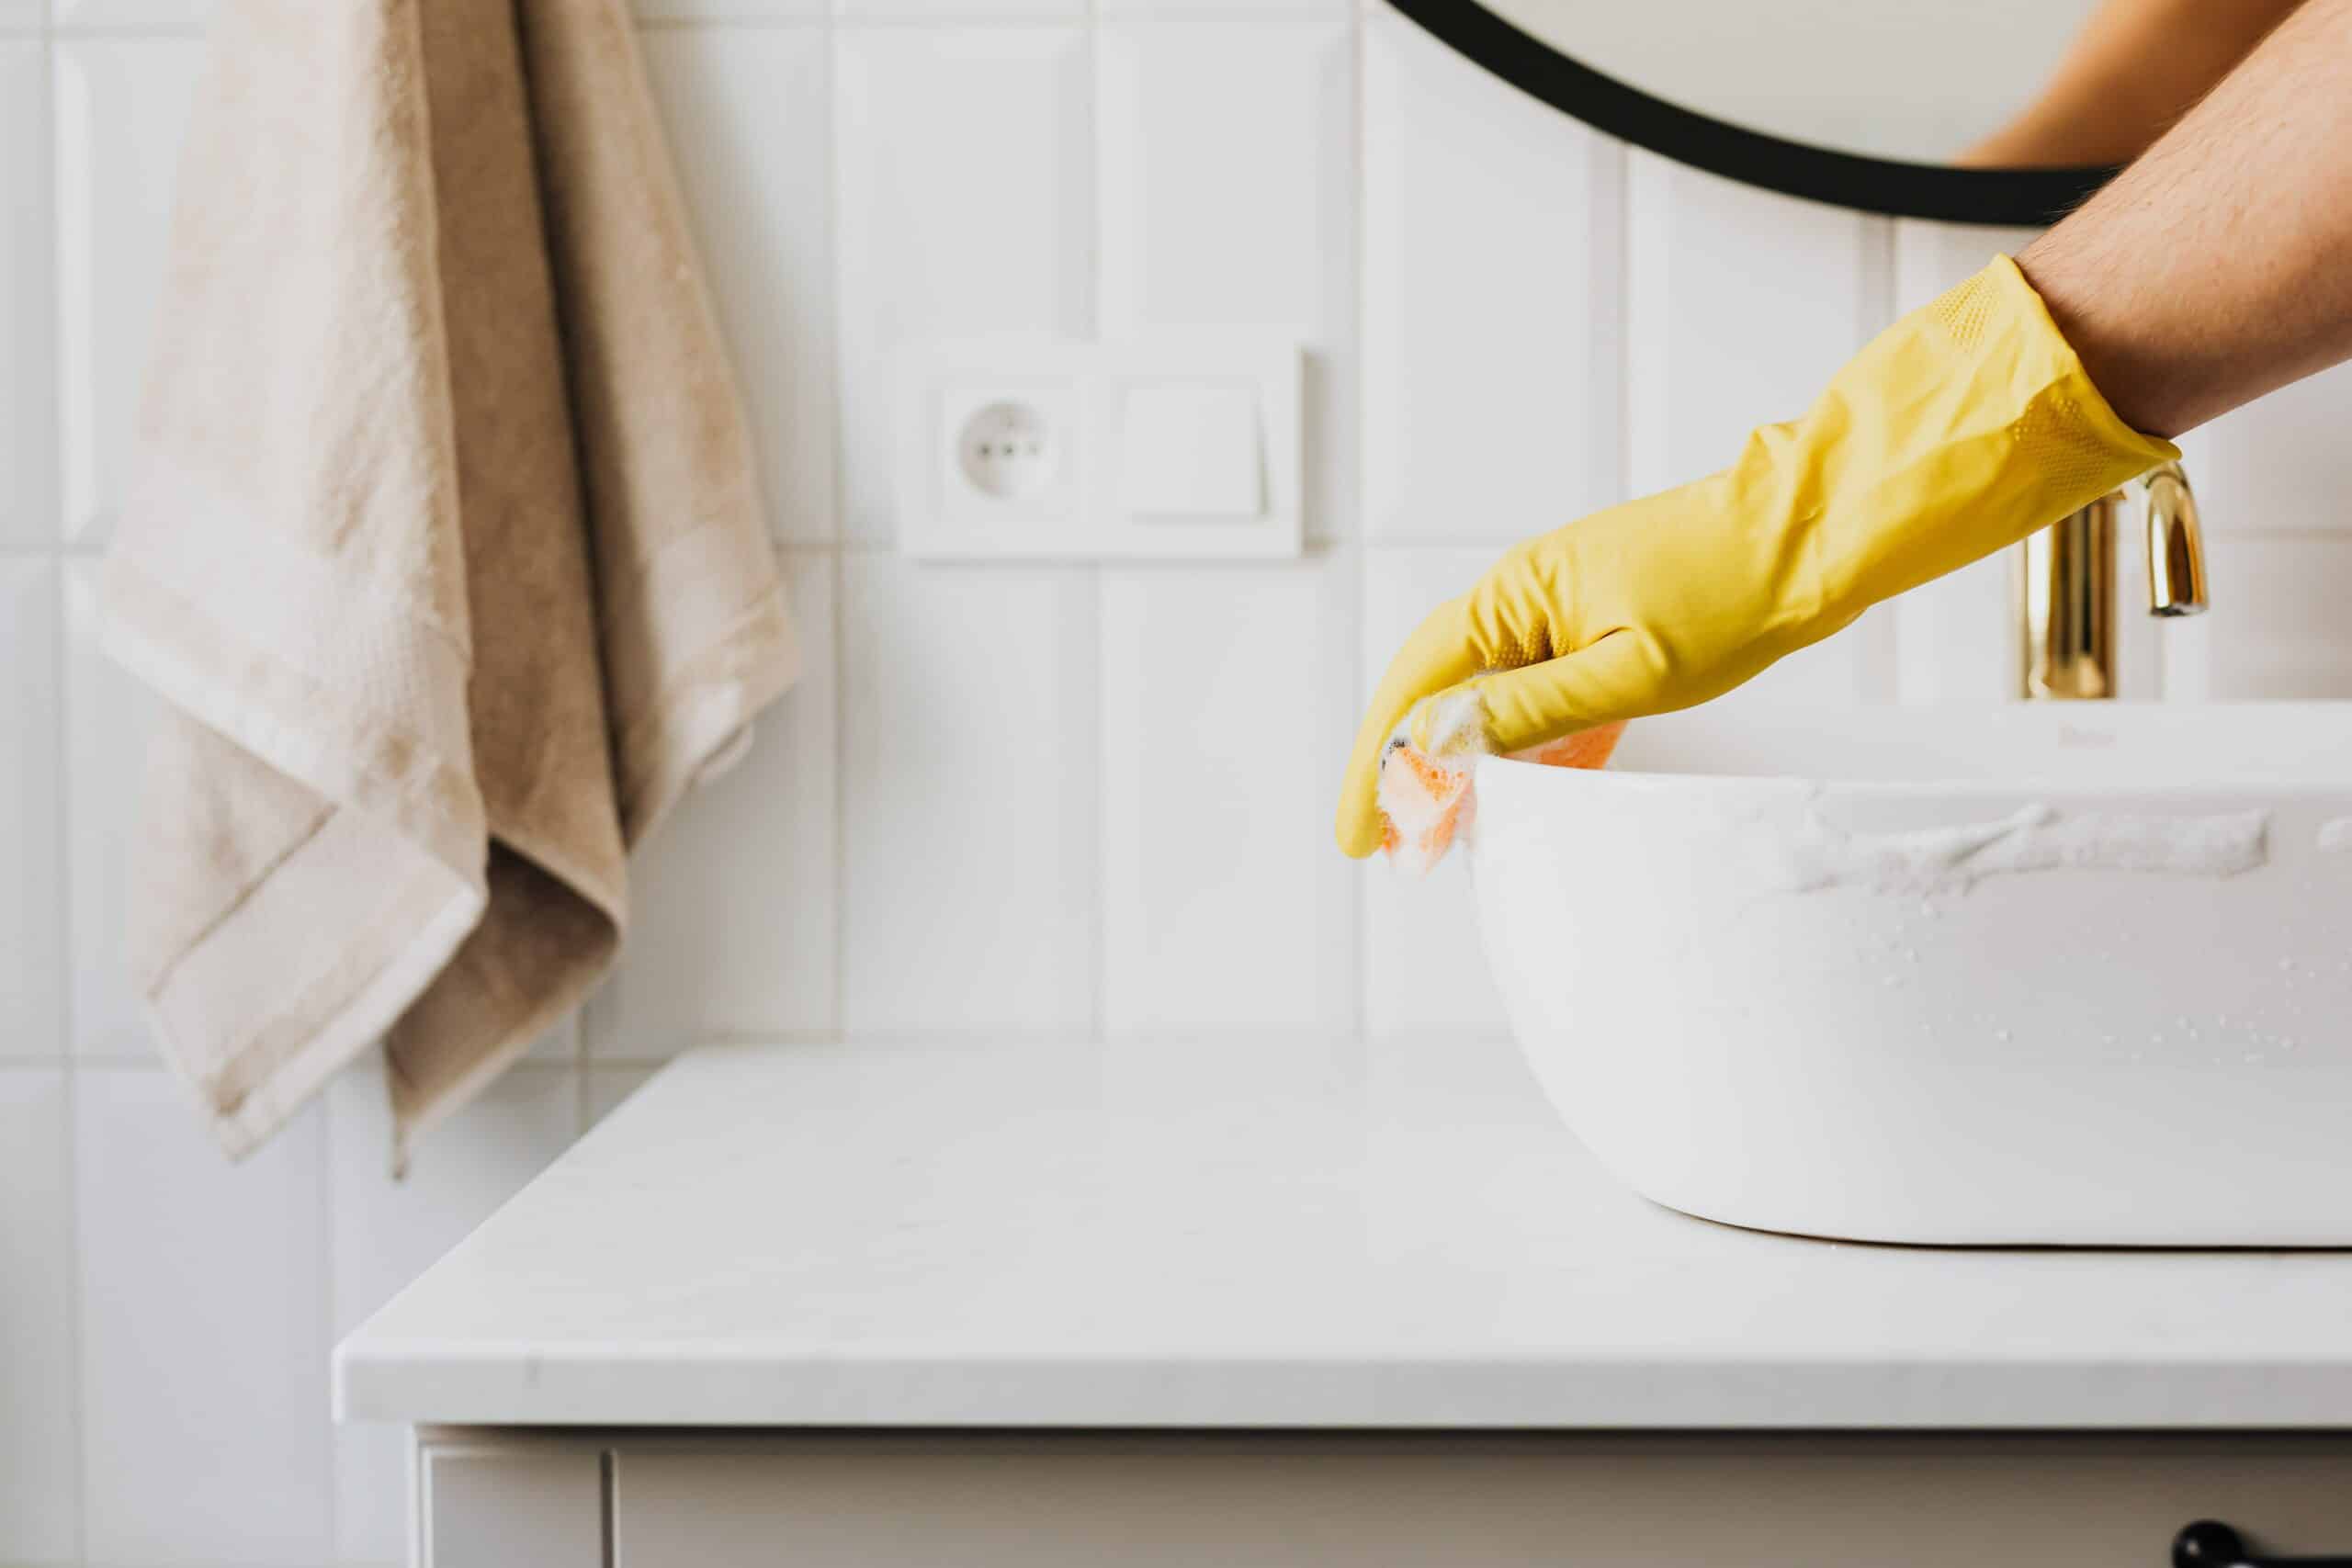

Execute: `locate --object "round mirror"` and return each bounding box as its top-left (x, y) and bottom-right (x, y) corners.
top-left (1388, 0), bottom-right (2128, 224)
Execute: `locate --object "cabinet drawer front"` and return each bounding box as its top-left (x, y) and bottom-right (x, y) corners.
top-left (423, 1446), bottom-right (605, 1568)
top-left (608, 1433), bottom-right (2352, 1568)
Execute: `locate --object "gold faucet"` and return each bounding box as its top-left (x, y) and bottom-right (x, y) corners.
top-left (2018, 460), bottom-right (2209, 699)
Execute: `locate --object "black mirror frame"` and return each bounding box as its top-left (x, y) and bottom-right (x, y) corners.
top-left (1387, 0), bottom-right (2120, 227)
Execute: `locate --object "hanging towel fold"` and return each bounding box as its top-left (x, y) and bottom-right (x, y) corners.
top-left (101, 0), bottom-right (797, 1165)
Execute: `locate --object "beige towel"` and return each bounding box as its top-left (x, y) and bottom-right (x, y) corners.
top-left (100, 0), bottom-right (797, 1164)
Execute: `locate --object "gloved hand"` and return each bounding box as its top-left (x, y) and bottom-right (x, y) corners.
top-left (1336, 255), bottom-right (2178, 858)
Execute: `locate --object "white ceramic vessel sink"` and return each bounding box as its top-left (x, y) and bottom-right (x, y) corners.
top-left (1473, 704), bottom-right (2352, 1246)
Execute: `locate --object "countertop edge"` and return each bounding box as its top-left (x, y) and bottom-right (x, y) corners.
top-left (334, 1344), bottom-right (2352, 1431)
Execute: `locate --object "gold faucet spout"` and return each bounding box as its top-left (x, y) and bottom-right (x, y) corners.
top-left (2019, 495), bottom-right (2119, 699)
top-left (2018, 461), bottom-right (2210, 699)
top-left (2144, 460), bottom-right (2209, 617)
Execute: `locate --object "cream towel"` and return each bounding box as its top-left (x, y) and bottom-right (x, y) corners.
top-left (101, 0), bottom-right (797, 1164)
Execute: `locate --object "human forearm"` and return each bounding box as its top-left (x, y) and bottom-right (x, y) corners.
top-left (2018, 0), bottom-right (2352, 436)
top-left (1962, 0), bottom-right (2301, 167)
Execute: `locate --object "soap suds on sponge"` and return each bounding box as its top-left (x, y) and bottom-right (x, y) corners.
top-left (1376, 690), bottom-right (1623, 873)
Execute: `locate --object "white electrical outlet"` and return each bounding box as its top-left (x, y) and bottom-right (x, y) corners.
top-left (896, 337), bottom-right (1301, 560)
top-left (933, 382), bottom-right (1079, 525)
top-left (956, 400), bottom-right (1057, 500)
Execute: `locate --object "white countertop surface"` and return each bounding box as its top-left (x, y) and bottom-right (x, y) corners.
top-left (335, 1035), bottom-right (2352, 1429)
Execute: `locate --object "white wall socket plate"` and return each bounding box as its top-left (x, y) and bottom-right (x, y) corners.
top-left (894, 336), bottom-right (1303, 560)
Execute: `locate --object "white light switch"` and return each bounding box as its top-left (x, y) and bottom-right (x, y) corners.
top-left (1118, 384), bottom-right (1262, 520)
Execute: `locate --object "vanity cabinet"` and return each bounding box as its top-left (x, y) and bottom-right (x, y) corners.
top-left (417, 1430), bottom-right (2352, 1567)
top-left (344, 1043), bottom-right (2352, 1568)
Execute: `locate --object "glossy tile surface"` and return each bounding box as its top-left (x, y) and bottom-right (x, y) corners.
top-left (77, 1071), bottom-right (330, 1565)
top-left (0, 1068), bottom-right (79, 1564)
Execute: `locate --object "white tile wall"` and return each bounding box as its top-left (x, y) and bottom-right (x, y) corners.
top-left (51, 36), bottom-right (204, 547)
top-left (634, 0), bottom-right (820, 18)
top-left (2196, 362), bottom-right (2352, 534)
top-left (0, 1069), bottom-right (79, 1565)
top-left (1, 560), bottom-right (62, 1059)
top-left (1362, 9), bottom-right (1621, 542)
top-left (1625, 153), bottom-right (1893, 491)
top-left (1096, 16), bottom-right (1355, 538)
top-left (1, 41), bottom-right (51, 545)
top-left (2198, 535), bottom-right (2352, 698)
top-left (839, 0), bottom-right (1081, 17)
top-left (1100, 554), bottom-right (1358, 1033)
top-left (64, 558), bottom-right (162, 1060)
top-left (833, 26), bottom-right (1093, 537)
top-left (12, 4), bottom-right (2352, 1563)
top-left (76, 1071), bottom-right (330, 1566)
top-left (640, 25), bottom-right (839, 542)
top-left (1106, 0), bottom-right (1345, 12)
top-left (839, 554), bottom-right (1097, 1032)
top-left (51, 0), bottom-right (209, 30)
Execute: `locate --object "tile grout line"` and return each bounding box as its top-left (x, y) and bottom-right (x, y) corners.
top-left (38, 12), bottom-right (96, 1559)
top-left (38, 23), bottom-right (203, 40)
top-left (318, 1050), bottom-right (339, 1565)
top-left (823, 0), bottom-right (850, 1048)
top-left (1611, 134), bottom-right (1634, 511)
top-left (1858, 213), bottom-right (1902, 703)
top-left (1343, 0), bottom-right (1367, 1043)
top-left (1083, 0), bottom-right (1108, 1041)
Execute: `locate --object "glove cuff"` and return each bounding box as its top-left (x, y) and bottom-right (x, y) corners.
top-left (1813, 254), bottom-right (2182, 621)
top-left (1962, 254), bottom-right (2180, 485)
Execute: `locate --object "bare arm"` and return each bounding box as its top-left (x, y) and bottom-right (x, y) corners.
top-left (1960, 0), bottom-right (2301, 167)
top-left (2018, 0), bottom-right (2352, 437)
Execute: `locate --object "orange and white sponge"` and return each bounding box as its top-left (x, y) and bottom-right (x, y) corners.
top-left (1375, 689), bottom-right (1623, 873)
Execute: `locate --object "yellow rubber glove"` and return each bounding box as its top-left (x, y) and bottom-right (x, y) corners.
top-left (1337, 255), bottom-right (2179, 858)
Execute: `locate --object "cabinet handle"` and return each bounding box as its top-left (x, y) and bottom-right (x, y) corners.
top-left (2176, 1520), bottom-right (2352, 1568)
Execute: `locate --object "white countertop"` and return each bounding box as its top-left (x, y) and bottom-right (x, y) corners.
top-left (335, 1035), bottom-right (2352, 1429)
